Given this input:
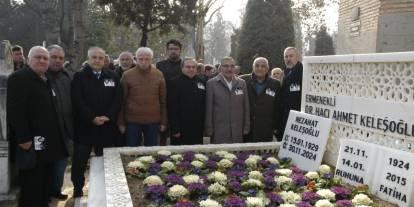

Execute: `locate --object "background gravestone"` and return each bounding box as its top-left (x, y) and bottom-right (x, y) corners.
top-left (0, 40), bottom-right (13, 195)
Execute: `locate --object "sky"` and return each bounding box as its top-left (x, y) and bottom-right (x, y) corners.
top-left (219, 0), bottom-right (339, 32)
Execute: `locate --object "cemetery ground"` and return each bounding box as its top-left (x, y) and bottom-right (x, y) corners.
top-left (0, 164), bottom-right (90, 207)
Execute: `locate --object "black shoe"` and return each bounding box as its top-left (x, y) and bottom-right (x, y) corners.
top-left (52, 192), bottom-right (68, 200)
top-left (73, 190), bottom-right (83, 198)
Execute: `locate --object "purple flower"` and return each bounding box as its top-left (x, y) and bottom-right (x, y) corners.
top-left (247, 188), bottom-right (257, 196)
top-left (148, 163), bottom-right (161, 175)
top-left (259, 160), bottom-right (270, 168)
top-left (336, 199), bottom-right (352, 207)
top-left (330, 186), bottom-right (352, 200)
top-left (174, 201), bottom-right (196, 207)
top-left (233, 158), bottom-right (246, 168)
top-left (156, 154), bottom-right (170, 163)
top-left (323, 172), bottom-right (333, 180)
top-left (236, 151), bottom-right (251, 160)
top-left (200, 175), bottom-right (208, 183)
top-left (187, 182), bottom-right (208, 194)
top-left (229, 180), bottom-right (242, 192)
top-left (266, 192), bottom-right (283, 205)
top-left (177, 161), bottom-right (192, 170)
top-left (302, 191), bottom-right (320, 203)
top-left (223, 196), bottom-right (246, 207)
top-left (264, 176), bottom-right (276, 189)
top-left (290, 165), bottom-right (302, 174)
top-left (183, 151), bottom-right (196, 161)
top-left (206, 160), bottom-right (217, 169)
top-left (145, 185), bottom-right (166, 196)
top-left (165, 174), bottom-right (184, 185)
top-left (296, 202), bottom-right (313, 207)
top-left (292, 173), bottom-right (307, 187)
top-left (227, 169), bottom-right (246, 180)
top-left (209, 154), bottom-right (222, 162)
top-left (263, 169), bottom-right (277, 177)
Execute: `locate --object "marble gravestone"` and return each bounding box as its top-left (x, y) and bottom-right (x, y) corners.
top-left (0, 40), bottom-right (13, 196)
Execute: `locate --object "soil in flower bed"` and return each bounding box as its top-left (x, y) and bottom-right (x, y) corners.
top-left (122, 155), bottom-right (145, 207)
top-left (121, 152), bottom-right (397, 207)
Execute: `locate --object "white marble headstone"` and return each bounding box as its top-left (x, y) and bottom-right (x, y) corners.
top-left (278, 110), bottom-right (332, 171)
top-left (372, 147), bottom-right (414, 207)
top-left (335, 139), bottom-right (378, 187)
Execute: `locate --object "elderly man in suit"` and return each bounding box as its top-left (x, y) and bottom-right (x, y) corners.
top-left (205, 57), bottom-right (250, 144)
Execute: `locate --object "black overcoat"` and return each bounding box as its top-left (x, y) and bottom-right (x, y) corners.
top-left (279, 62), bottom-right (303, 137)
top-left (71, 65), bottom-right (122, 146)
top-left (169, 75), bottom-right (206, 145)
top-left (7, 67), bottom-right (66, 166)
top-left (240, 74), bottom-right (282, 142)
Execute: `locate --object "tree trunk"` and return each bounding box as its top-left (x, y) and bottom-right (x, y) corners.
top-left (195, 15), bottom-right (205, 61)
top-left (140, 29), bottom-right (148, 47)
top-left (73, 0), bottom-right (86, 70)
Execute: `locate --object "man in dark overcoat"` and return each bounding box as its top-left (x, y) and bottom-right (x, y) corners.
top-left (7, 46), bottom-right (67, 207)
top-left (71, 47), bottom-right (122, 197)
top-left (240, 57), bottom-right (282, 142)
top-left (169, 58), bottom-right (206, 145)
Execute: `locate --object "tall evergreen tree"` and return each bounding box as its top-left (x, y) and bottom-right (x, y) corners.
top-left (230, 27), bottom-right (240, 60)
top-left (205, 12), bottom-right (230, 64)
top-left (236, 0), bottom-right (295, 74)
top-left (314, 26), bottom-right (335, 56)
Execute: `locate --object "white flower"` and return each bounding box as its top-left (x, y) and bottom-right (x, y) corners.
top-left (275, 176), bottom-right (292, 184)
top-left (161, 161), bottom-right (175, 171)
top-left (143, 175), bottom-right (163, 186)
top-left (183, 174), bottom-right (200, 184)
top-left (249, 171), bottom-right (263, 180)
top-left (157, 150), bottom-right (171, 156)
top-left (137, 155), bottom-right (155, 164)
top-left (279, 204), bottom-right (296, 207)
top-left (319, 164), bottom-right (331, 174)
top-left (195, 153), bottom-right (208, 162)
top-left (305, 171), bottom-right (320, 180)
top-left (224, 153), bottom-right (237, 160)
top-left (127, 160), bottom-right (146, 169)
top-left (266, 157), bottom-right (279, 165)
top-left (275, 169), bottom-right (292, 176)
top-left (218, 159), bottom-right (233, 169)
top-left (246, 197), bottom-right (265, 207)
top-left (279, 191), bottom-right (301, 203)
top-left (248, 155), bottom-right (262, 161)
top-left (191, 160), bottom-right (204, 168)
top-left (167, 185), bottom-right (188, 199)
top-left (245, 157), bottom-right (258, 168)
top-left (315, 199), bottom-right (334, 207)
top-left (352, 194), bottom-right (373, 206)
top-left (243, 179), bottom-right (263, 188)
top-left (208, 171), bottom-right (227, 185)
top-left (199, 199), bottom-right (222, 207)
top-left (170, 154), bottom-right (183, 162)
top-left (316, 189), bottom-right (336, 200)
top-left (208, 182), bottom-right (227, 195)
top-left (215, 150), bottom-right (229, 157)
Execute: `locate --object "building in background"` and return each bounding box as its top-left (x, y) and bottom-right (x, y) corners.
top-left (336, 0), bottom-right (414, 54)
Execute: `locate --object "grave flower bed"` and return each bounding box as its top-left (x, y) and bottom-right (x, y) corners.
top-left (125, 150), bottom-right (377, 207)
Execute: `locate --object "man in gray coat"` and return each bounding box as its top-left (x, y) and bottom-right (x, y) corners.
top-left (205, 57), bottom-right (250, 144)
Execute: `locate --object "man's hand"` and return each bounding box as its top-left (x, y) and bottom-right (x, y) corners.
top-left (100, 116), bottom-right (110, 122)
top-left (172, 133), bottom-right (181, 138)
top-left (19, 141), bottom-right (33, 150)
top-left (92, 117), bottom-right (105, 126)
top-left (119, 124), bottom-right (126, 134)
top-left (160, 125), bottom-right (166, 132)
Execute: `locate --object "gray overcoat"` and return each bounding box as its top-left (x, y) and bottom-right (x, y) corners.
top-left (205, 74), bottom-right (250, 144)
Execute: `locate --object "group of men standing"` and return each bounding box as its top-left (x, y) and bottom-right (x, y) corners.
top-left (6, 39), bottom-right (302, 207)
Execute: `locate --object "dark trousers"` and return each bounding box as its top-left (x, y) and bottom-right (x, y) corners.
top-left (19, 163), bottom-right (53, 207)
top-left (50, 157), bottom-right (68, 195)
top-left (71, 144), bottom-right (103, 193)
top-left (125, 123), bottom-right (159, 146)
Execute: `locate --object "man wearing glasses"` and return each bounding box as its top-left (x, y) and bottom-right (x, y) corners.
top-left (205, 57), bottom-right (250, 144)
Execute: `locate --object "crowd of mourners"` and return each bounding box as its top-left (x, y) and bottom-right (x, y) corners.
top-left (7, 39), bottom-right (303, 207)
